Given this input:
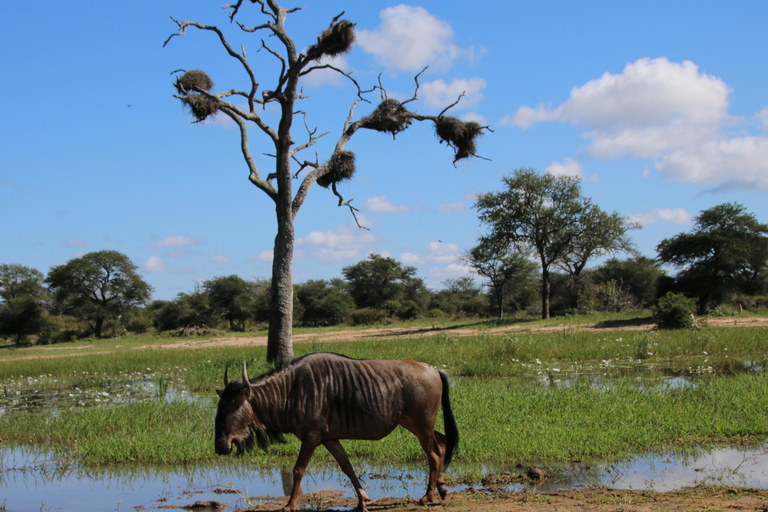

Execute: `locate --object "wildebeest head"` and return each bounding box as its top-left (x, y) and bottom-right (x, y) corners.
top-left (214, 362), bottom-right (256, 456)
top-left (214, 361), bottom-right (285, 456)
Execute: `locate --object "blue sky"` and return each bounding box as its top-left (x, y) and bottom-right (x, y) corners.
top-left (2, 1), bottom-right (768, 301)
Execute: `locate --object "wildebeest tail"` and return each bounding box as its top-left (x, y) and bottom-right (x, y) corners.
top-left (440, 370), bottom-right (459, 469)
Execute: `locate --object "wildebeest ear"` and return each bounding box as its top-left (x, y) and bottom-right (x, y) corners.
top-left (216, 389), bottom-right (223, 397)
top-left (240, 386), bottom-right (251, 399)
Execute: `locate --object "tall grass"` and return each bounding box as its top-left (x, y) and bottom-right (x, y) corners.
top-left (1, 321), bottom-right (766, 469)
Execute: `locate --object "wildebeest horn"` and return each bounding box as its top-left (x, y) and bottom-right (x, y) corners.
top-left (224, 364), bottom-right (230, 385)
top-left (242, 360), bottom-right (251, 387)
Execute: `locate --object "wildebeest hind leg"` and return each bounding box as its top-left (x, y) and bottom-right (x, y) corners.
top-left (434, 431), bottom-right (448, 499)
top-left (323, 440), bottom-right (370, 511)
top-left (283, 433), bottom-right (320, 512)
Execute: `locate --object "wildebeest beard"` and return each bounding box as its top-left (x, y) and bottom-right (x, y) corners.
top-left (250, 426), bottom-right (286, 451)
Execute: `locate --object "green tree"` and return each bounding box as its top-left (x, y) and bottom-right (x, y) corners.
top-left (46, 251), bottom-right (152, 338)
top-left (165, 2), bottom-right (485, 367)
top-left (463, 242), bottom-right (537, 318)
top-left (593, 256), bottom-right (665, 308)
top-left (656, 203), bottom-right (768, 313)
top-left (556, 204), bottom-right (634, 310)
top-left (476, 169), bottom-right (590, 319)
top-left (0, 264), bottom-right (48, 302)
top-left (342, 254), bottom-right (421, 311)
top-left (204, 275), bottom-right (255, 331)
top-left (296, 279), bottom-right (354, 326)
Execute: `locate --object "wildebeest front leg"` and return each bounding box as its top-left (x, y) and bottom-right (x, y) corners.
top-left (323, 440), bottom-right (370, 511)
top-left (283, 433), bottom-right (320, 512)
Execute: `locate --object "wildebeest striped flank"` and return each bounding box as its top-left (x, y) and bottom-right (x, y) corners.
top-left (215, 352), bottom-right (459, 512)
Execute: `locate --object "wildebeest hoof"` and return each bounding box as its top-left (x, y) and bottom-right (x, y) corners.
top-left (418, 495), bottom-right (434, 506)
top-left (438, 485), bottom-right (448, 499)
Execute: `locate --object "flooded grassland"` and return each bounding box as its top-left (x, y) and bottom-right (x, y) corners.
top-left (0, 322), bottom-right (767, 511)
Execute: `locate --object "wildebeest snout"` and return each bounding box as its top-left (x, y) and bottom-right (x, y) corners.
top-left (215, 437), bottom-right (232, 456)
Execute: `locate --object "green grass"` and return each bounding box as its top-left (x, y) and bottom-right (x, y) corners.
top-left (1, 314), bottom-right (767, 471)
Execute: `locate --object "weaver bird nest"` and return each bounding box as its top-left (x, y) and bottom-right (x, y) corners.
top-left (360, 99), bottom-right (413, 138)
top-left (317, 151), bottom-right (356, 188)
top-left (434, 116), bottom-right (484, 163)
top-left (306, 20), bottom-right (356, 60)
top-left (175, 70), bottom-right (218, 122)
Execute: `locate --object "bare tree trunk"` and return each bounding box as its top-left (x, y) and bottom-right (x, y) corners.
top-left (541, 267), bottom-right (551, 319)
top-left (267, 204), bottom-right (295, 368)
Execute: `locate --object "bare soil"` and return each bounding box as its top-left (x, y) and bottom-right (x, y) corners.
top-left (149, 315), bottom-right (768, 352)
top-left (230, 487), bottom-right (768, 512)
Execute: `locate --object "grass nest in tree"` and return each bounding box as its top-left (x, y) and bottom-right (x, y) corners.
top-left (360, 99), bottom-right (413, 138)
top-left (174, 70), bottom-right (214, 94)
top-left (181, 93), bottom-right (219, 123)
top-left (435, 116), bottom-right (484, 163)
top-left (307, 20), bottom-right (356, 60)
top-left (317, 151), bottom-right (356, 188)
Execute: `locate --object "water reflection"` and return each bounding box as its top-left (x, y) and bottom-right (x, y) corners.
top-left (2, 444), bottom-right (767, 512)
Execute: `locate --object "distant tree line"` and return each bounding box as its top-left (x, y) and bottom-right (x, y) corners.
top-left (2, 173), bottom-right (767, 344)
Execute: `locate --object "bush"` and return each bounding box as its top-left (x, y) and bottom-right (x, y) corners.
top-left (652, 292), bottom-right (698, 329)
top-left (37, 315), bottom-right (92, 344)
top-left (350, 308), bottom-right (387, 326)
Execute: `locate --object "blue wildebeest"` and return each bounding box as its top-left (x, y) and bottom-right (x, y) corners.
top-left (215, 352), bottom-right (459, 512)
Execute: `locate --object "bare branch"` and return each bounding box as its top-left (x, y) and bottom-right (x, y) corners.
top-left (164, 19), bottom-right (261, 109)
top-left (437, 91), bottom-right (466, 117)
top-left (332, 183), bottom-right (369, 230)
top-left (219, 109), bottom-right (278, 201)
top-left (401, 66), bottom-right (428, 106)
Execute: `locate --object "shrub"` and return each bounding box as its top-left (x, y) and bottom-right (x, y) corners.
top-left (350, 308), bottom-right (386, 326)
top-left (652, 292), bottom-right (698, 329)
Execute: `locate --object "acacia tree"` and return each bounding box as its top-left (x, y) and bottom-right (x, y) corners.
top-left (165, 1), bottom-right (484, 367)
top-left (657, 202), bottom-right (768, 313)
top-left (46, 251), bottom-right (152, 338)
top-left (476, 169), bottom-right (599, 319)
top-left (463, 241), bottom-right (537, 318)
top-left (556, 204), bottom-right (634, 310)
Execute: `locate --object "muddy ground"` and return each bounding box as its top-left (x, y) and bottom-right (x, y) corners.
top-left (188, 487), bottom-right (768, 512)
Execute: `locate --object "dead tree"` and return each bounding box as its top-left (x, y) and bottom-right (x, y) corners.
top-left (165, 0), bottom-right (486, 368)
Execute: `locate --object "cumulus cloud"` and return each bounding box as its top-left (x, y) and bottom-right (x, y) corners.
top-left (296, 222), bottom-right (380, 263)
top-left (61, 238), bottom-right (85, 248)
top-left (755, 107), bottom-right (768, 131)
top-left (153, 235), bottom-right (202, 248)
top-left (655, 136), bottom-right (768, 190)
top-left (363, 195), bottom-right (414, 214)
top-left (357, 5), bottom-right (477, 72)
top-left (507, 57), bottom-right (768, 190)
top-left (399, 241), bottom-right (460, 266)
top-left (627, 207), bottom-right (692, 227)
top-left (144, 255), bottom-right (166, 273)
top-left (436, 201), bottom-right (466, 214)
top-left (208, 254), bottom-right (232, 264)
top-left (420, 78), bottom-right (486, 110)
top-left (510, 58), bottom-right (730, 158)
top-left (301, 54), bottom-right (349, 87)
top-left (544, 157), bottom-right (599, 182)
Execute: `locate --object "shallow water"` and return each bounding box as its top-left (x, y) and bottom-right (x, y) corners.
top-left (2, 444), bottom-right (767, 512)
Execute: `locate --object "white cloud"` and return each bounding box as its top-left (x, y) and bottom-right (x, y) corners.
top-left (208, 254), bottom-right (232, 264)
top-left (655, 136), bottom-right (768, 190)
top-left (545, 158), bottom-right (599, 183)
top-left (363, 195), bottom-right (414, 214)
top-left (61, 238), bottom-right (85, 248)
top-left (399, 241), bottom-right (460, 267)
top-left (507, 57), bottom-right (768, 191)
top-left (144, 256), bottom-right (166, 273)
top-left (628, 207), bottom-right (692, 227)
top-left (154, 235), bottom-right (201, 248)
top-left (756, 107), bottom-right (768, 130)
top-left (296, 223), bottom-right (380, 263)
top-left (510, 58), bottom-right (730, 159)
top-left (436, 201), bottom-right (466, 214)
top-left (357, 5), bottom-right (476, 72)
top-left (253, 250), bottom-right (273, 263)
top-left (420, 78), bottom-right (486, 110)
top-left (302, 54), bottom-right (349, 87)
